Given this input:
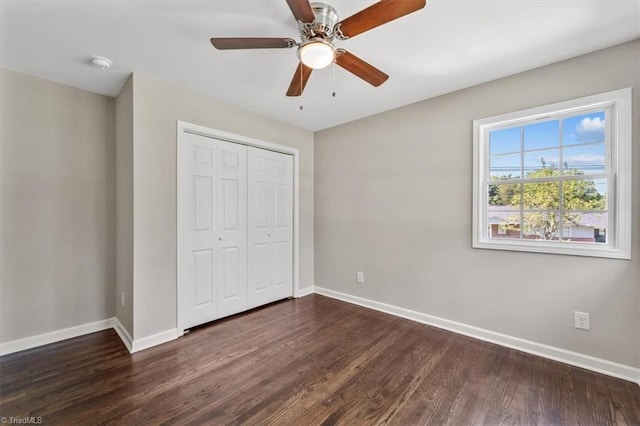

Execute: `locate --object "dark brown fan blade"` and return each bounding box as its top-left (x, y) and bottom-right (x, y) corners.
top-left (210, 37), bottom-right (295, 50)
top-left (335, 50), bottom-right (388, 87)
top-left (285, 0), bottom-right (315, 23)
top-left (286, 62), bottom-right (313, 96)
top-left (336, 0), bottom-right (426, 39)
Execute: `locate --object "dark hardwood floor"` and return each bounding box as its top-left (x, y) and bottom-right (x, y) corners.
top-left (1, 294), bottom-right (639, 425)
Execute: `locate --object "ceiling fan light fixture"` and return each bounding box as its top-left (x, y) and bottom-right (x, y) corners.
top-left (209, 0), bottom-right (427, 96)
top-left (298, 39), bottom-right (336, 69)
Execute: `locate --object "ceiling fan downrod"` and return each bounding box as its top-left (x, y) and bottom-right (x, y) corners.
top-left (297, 2), bottom-right (340, 41)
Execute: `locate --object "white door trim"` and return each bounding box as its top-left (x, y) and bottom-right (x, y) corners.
top-left (176, 121), bottom-right (300, 335)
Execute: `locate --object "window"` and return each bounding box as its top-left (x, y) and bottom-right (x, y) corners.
top-left (473, 88), bottom-right (631, 259)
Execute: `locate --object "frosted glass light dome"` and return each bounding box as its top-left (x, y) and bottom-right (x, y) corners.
top-left (298, 40), bottom-right (336, 69)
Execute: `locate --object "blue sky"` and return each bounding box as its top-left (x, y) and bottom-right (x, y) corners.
top-left (489, 111), bottom-right (606, 178)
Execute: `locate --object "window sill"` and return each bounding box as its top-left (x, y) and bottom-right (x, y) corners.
top-left (472, 238), bottom-right (630, 260)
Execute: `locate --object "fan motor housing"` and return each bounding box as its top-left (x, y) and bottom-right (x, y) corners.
top-left (298, 2), bottom-right (339, 41)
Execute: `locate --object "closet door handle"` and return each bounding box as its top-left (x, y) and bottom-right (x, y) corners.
top-left (267, 233), bottom-right (271, 237)
top-left (218, 236), bottom-right (223, 241)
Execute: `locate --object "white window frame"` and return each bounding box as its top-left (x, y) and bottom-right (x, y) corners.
top-left (472, 88), bottom-right (632, 259)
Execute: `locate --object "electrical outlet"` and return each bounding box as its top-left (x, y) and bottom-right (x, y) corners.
top-left (356, 272), bottom-right (364, 284)
top-left (574, 311), bottom-right (590, 330)
top-left (121, 292), bottom-right (125, 308)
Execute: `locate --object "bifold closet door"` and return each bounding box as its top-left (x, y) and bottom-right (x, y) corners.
top-left (247, 147), bottom-right (294, 309)
top-left (178, 133), bottom-right (247, 329)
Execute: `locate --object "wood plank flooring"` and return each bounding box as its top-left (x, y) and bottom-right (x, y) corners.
top-left (1, 294), bottom-right (639, 425)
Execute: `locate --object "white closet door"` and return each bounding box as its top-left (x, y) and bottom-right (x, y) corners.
top-left (178, 133), bottom-right (247, 329)
top-left (216, 140), bottom-right (248, 317)
top-left (178, 132), bottom-right (219, 329)
top-left (247, 147), bottom-right (293, 308)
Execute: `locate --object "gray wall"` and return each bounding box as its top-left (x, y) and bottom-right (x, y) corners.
top-left (0, 69), bottom-right (116, 342)
top-left (115, 76), bottom-right (134, 336)
top-left (131, 73), bottom-right (314, 339)
top-left (314, 41), bottom-right (639, 367)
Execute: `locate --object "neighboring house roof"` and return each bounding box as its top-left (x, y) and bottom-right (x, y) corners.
top-left (487, 206), bottom-right (606, 227)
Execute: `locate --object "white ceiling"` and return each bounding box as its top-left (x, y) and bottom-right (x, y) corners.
top-left (1, 0), bottom-right (638, 131)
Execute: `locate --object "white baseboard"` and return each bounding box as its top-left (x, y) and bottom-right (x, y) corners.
top-left (0, 317), bottom-right (179, 356)
top-left (113, 318), bottom-right (178, 353)
top-left (131, 328), bottom-right (179, 353)
top-left (0, 318), bottom-right (115, 356)
top-left (314, 286), bottom-right (640, 385)
top-left (295, 286), bottom-right (315, 298)
top-left (4, 289), bottom-right (637, 385)
top-left (113, 318), bottom-right (133, 352)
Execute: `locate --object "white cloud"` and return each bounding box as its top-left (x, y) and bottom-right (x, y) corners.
top-left (564, 154), bottom-right (604, 165)
top-left (576, 117), bottom-right (605, 140)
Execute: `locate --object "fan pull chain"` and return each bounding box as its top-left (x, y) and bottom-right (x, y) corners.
top-left (332, 62), bottom-right (336, 98)
top-left (299, 64), bottom-right (304, 111)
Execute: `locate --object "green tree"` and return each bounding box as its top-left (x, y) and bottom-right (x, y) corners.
top-left (503, 163), bottom-right (605, 240)
top-left (488, 175), bottom-right (519, 206)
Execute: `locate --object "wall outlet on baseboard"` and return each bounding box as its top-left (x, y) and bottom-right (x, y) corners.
top-left (121, 292), bottom-right (126, 308)
top-left (356, 272), bottom-right (364, 284)
top-left (574, 311), bottom-right (590, 330)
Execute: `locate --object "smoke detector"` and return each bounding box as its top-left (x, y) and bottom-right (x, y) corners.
top-left (90, 55), bottom-right (112, 69)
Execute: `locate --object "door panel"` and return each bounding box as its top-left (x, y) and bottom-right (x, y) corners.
top-left (275, 184), bottom-right (287, 228)
top-left (253, 242), bottom-right (271, 291)
top-left (272, 155), bottom-right (293, 300)
top-left (274, 241), bottom-right (289, 286)
top-left (178, 134), bottom-right (248, 328)
top-left (255, 181), bottom-right (270, 228)
top-left (221, 247), bottom-right (239, 299)
top-left (247, 147), bottom-right (293, 308)
top-left (193, 176), bottom-right (213, 231)
top-left (221, 179), bottom-right (239, 230)
top-left (178, 132), bottom-right (292, 330)
top-left (179, 133), bottom-right (219, 328)
top-left (216, 140), bottom-right (247, 317)
top-left (193, 249), bottom-right (214, 306)
top-left (222, 150), bottom-right (239, 169)
top-left (194, 145), bottom-right (213, 167)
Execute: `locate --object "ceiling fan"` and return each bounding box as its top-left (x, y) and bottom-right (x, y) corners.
top-left (210, 0), bottom-right (426, 97)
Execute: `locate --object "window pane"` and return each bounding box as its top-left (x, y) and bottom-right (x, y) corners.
top-left (524, 120), bottom-right (559, 151)
top-left (490, 153), bottom-right (521, 179)
top-left (562, 212), bottom-right (607, 243)
top-left (562, 111), bottom-right (605, 146)
top-left (562, 143), bottom-right (605, 174)
top-left (523, 211), bottom-right (559, 241)
top-left (562, 178), bottom-right (607, 210)
top-left (490, 127), bottom-right (520, 155)
top-left (524, 149), bottom-right (560, 177)
top-left (520, 181), bottom-right (559, 210)
top-left (487, 209), bottom-right (521, 240)
top-left (474, 89), bottom-right (630, 259)
top-left (488, 182), bottom-right (521, 207)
